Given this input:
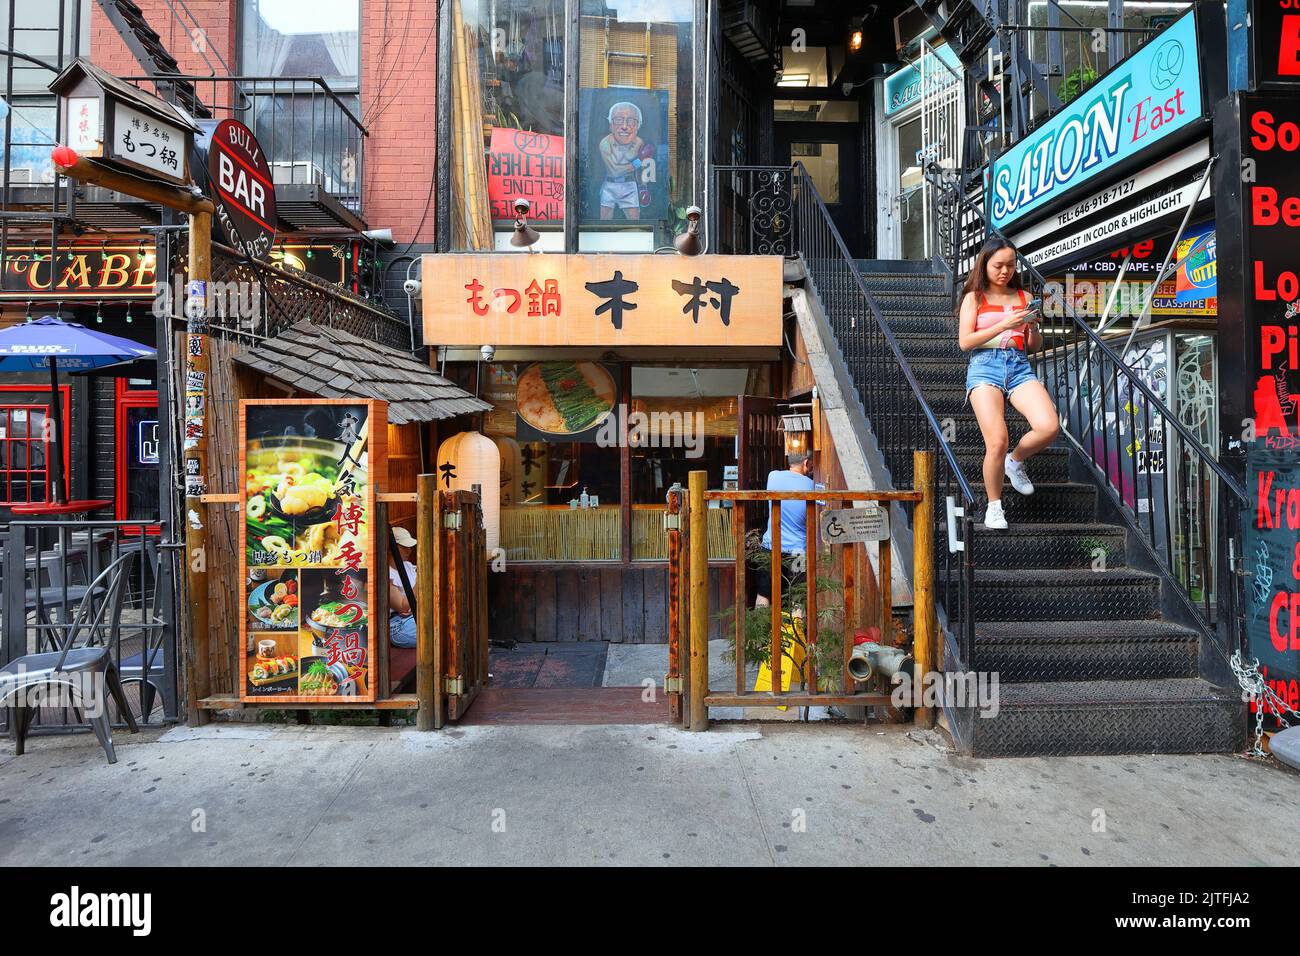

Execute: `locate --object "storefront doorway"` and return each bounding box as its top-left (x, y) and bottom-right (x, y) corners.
top-left (876, 42), bottom-right (963, 260)
top-left (775, 121), bottom-right (864, 257)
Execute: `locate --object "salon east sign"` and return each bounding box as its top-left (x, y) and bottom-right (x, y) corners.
top-left (988, 9), bottom-right (1208, 233)
top-left (421, 254), bottom-right (784, 347)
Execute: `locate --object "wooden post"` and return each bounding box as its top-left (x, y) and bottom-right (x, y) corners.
top-left (416, 474), bottom-right (439, 730)
top-left (688, 470), bottom-right (709, 731)
top-left (769, 500), bottom-right (782, 697)
top-left (912, 451), bottom-right (936, 729)
top-left (183, 209), bottom-right (212, 725)
top-left (733, 498), bottom-right (745, 695)
top-left (804, 501), bottom-right (817, 694)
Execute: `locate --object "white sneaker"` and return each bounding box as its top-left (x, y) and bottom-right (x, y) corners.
top-left (1005, 454), bottom-right (1035, 495)
top-left (984, 499), bottom-right (1008, 530)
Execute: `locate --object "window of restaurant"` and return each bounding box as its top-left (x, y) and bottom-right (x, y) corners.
top-left (447, 0), bottom-right (567, 250)
top-left (114, 379), bottom-right (160, 527)
top-left (577, 0), bottom-right (694, 252)
top-left (240, 0), bottom-right (362, 200)
top-left (482, 361), bottom-right (768, 564)
top-left (0, 386), bottom-right (69, 506)
top-left (444, 0), bottom-right (698, 252)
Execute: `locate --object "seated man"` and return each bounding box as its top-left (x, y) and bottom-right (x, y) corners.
top-left (388, 526), bottom-right (418, 648)
top-left (752, 451), bottom-right (818, 608)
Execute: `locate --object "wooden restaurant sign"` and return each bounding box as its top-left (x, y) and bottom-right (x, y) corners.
top-left (421, 254), bottom-right (784, 347)
top-left (240, 399), bottom-right (386, 704)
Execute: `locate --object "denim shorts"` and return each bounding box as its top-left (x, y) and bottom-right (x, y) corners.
top-left (965, 348), bottom-right (1038, 402)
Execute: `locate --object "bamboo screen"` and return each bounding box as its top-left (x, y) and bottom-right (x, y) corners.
top-left (579, 17), bottom-right (681, 184)
top-left (501, 505), bottom-right (620, 561)
top-left (451, 0), bottom-right (494, 249)
top-left (632, 505), bottom-right (734, 561)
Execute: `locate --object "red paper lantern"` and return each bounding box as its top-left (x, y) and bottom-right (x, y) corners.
top-left (51, 144), bottom-right (78, 169)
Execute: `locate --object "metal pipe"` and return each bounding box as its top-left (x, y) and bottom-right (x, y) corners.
top-left (847, 641), bottom-right (914, 684)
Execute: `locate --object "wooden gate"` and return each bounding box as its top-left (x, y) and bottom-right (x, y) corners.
top-left (415, 475), bottom-right (490, 729)
top-left (666, 452), bottom-right (937, 729)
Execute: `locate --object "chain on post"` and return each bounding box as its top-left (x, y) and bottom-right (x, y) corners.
top-left (1230, 650), bottom-right (1300, 758)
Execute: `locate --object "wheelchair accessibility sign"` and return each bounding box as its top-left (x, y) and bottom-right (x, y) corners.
top-left (819, 504), bottom-right (889, 544)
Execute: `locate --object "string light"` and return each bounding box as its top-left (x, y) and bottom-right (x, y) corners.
top-left (95, 300), bottom-right (104, 324)
top-left (24, 300), bottom-right (31, 321)
top-left (125, 302), bottom-right (133, 324)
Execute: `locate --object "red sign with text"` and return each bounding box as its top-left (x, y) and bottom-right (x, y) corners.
top-left (485, 127), bottom-right (564, 224)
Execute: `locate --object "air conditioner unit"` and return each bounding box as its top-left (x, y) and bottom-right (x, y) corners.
top-left (271, 160), bottom-right (326, 187)
top-left (8, 167), bottom-right (34, 184)
top-left (895, 5), bottom-right (940, 56)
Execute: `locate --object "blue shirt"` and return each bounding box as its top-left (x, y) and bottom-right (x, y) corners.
top-left (760, 469), bottom-right (817, 552)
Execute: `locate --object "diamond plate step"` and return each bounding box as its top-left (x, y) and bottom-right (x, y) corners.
top-left (894, 332), bottom-right (967, 360)
top-left (893, 446), bottom-right (1072, 484)
top-left (973, 567), bottom-right (1161, 621)
top-left (873, 295), bottom-right (953, 315)
top-left (857, 272), bottom-right (949, 295)
top-left (942, 522), bottom-right (1126, 569)
top-left (900, 358), bottom-right (970, 389)
top-left (968, 481), bottom-right (1097, 522)
top-left (971, 620), bottom-right (1200, 682)
top-left (966, 679), bottom-right (1247, 756)
top-left (883, 313), bottom-right (960, 334)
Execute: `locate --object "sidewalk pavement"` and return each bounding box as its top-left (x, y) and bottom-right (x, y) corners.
top-left (1, 720), bottom-right (1296, 866)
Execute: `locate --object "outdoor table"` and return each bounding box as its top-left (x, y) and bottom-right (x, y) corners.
top-left (9, 500), bottom-right (111, 517)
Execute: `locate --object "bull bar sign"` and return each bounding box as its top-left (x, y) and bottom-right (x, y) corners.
top-left (209, 119), bottom-right (277, 258)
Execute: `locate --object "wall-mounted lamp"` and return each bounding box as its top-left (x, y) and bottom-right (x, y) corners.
top-left (510, 198), bottom-right (540, 248)
top-left (674, 205), bottom-right (703, 256)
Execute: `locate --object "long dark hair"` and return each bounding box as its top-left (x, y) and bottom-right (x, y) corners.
top-left (958, 237), bottom-right (1024, 311)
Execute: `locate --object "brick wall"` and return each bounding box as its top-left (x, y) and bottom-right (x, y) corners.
top-left (360, 2), bottom-right (438, 244)
top-left (89, 0), bottom-right (437, 244)
top-left (90, 1), bottom-right (238, 82)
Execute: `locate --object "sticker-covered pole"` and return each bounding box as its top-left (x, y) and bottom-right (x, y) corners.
top-left (183, 210), bottom-right (212, 724)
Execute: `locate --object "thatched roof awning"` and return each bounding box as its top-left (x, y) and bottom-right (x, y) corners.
top-left (234, 321), bottom-right (490, 425)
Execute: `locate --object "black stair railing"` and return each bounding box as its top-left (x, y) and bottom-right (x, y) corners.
top-left (926, 162), bottom-right (1249, 645)
top-left (712, 164), bottom-right (981, 668)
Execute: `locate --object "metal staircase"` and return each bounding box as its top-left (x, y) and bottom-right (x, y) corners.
top-left (858, 268), bottom-right (1245, 756)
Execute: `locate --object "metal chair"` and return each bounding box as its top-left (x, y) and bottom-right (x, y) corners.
top-left (0, 551), bottom-right (139, 763)
top-left (114, 541), bottom-right (170, 723)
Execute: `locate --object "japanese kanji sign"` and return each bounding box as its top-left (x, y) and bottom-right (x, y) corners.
top-left (421, 254), bottom-right (784, 347)
top-left (239, 399), bottom-right (387, 703)
top-left (111, 101), bottom-right (185, 182)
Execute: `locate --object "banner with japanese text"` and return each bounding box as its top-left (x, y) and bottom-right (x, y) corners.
top-left (421, 254), bottom-right (784, 347)
top-left (239, 399), bottom-right (386, 703)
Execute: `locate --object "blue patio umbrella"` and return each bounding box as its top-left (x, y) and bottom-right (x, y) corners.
top-left (0, 316), bottom-right (156, 504)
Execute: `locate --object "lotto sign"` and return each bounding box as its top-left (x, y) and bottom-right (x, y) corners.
top-left (208, 119), bottom-right (277, 258)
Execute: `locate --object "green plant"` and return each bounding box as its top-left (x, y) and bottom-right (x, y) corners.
top-left (1058, 65), bottom-right (1098, 105)
top-left (717, 535), bottom-right (845, 689)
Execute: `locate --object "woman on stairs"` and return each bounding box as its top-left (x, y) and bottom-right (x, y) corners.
top-left (957, 237), bottom-right (1059, 530)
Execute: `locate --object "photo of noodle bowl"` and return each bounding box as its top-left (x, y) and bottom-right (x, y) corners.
top-left (516, 362), bottom-right (616, 435)
top-left (243, 435), bottom-right (367, 567)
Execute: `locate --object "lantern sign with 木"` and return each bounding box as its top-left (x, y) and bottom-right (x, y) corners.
top-left (819, 505), bottom-right (889, 544)
top-left (239, 399), bottom-right (387, 703)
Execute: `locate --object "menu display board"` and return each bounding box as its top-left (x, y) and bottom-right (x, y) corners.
top-left (239, 400), bottom-right (386, 703)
